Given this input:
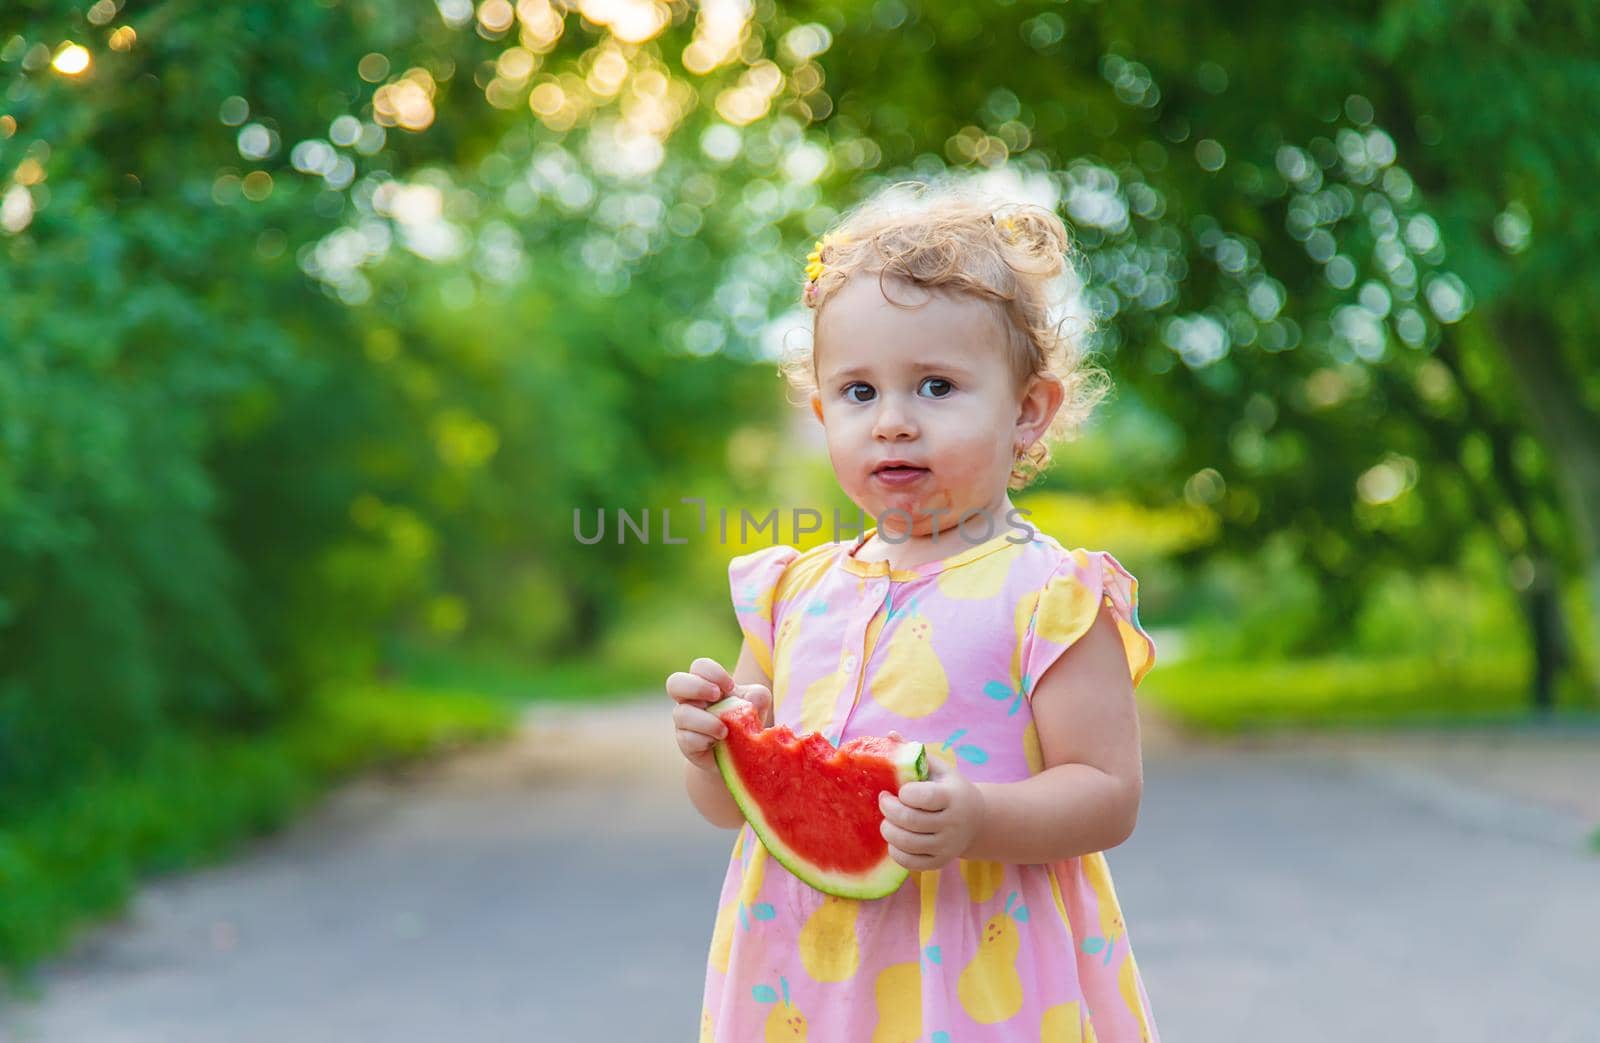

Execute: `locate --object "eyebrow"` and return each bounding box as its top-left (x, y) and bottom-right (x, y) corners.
top-left (825, 361), bottom-right (973, 381)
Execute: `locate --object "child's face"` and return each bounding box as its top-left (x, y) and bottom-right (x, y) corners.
top-left (808, 272), bottom-right (1060, 538)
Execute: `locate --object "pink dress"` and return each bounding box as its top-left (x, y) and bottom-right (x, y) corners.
top-left (699, 524), bottom-right (1161, 1042)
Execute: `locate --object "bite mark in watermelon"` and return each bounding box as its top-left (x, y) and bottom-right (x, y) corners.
top-left (708, 696), bottom-right (929, 900)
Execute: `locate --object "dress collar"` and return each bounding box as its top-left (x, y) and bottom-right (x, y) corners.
top-left (837, 524), bottom-right (1034, 580)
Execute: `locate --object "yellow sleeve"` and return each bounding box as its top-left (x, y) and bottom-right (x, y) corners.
top-left (1022, 549), bottom-right (1157, 696)
top-left (727, 544), bottom-right (803, 679)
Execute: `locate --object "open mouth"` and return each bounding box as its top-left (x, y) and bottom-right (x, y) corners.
top-left (873, 465), bottom-right (929, 483)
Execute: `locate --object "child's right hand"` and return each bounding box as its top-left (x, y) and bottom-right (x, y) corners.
top-left (666, 657), bottom-right (772, 774)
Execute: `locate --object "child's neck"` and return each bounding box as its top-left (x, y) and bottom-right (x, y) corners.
top-left (853, 495), bottom-right (1023, 571)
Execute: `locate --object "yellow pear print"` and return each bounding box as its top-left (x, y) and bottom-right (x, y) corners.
top-left (924, 728), bottom-right (995, 777)
top-left (917, 870), bottom-right (939, 950)
top-left (1046, 868), bottom-right (1072, 932)
top-left (710, 831), bottom-right (768, 973)
top-left (935, 542), bottom-right (1017, 599)
top-left (869, 599), bottom-right (948, 718)
top-left (799, 597), bottom-right (890, 733)
top-left (763, 978), bottom-right (807, 1042)
top-left (735, 577), bottom-right (781, 679)
top-left (764, 1001), bottom-right (806, 1041)
top-left (700, 1007), bottom-right (714, 1043)
top-left (957, 898), bottom-right (1025, 1024)
top-left (959, 859), bottom-right (1005, 904)
top-left (799, 893), bottom-right (861, 982)
top-left (1082, 853), bottom-right (1124, 943)
top-left (1039, 1000), bottom-right (1084, 1042)
top-left (1119, 951), bottom-right (1154, 1042)
top-left (774, 548), bottom-right (833, 602)
top-left (1023, 719), bottom-right (1045, 775)
top-left (870, 961), bottom-right (922, 1043)
top-left (770, 613), bottom-right (805, 715)
top-left (797, 642), bottom-right (847, 734)
top-left (709, 895), bottom-right (736, 973)
top-left (1080, 851), bottom-right (1151, 1036)
top-left (1081, 854), bottom-right (1151, 1043)
top-left (1034, 564), bottom-right (1101, 647)
top-left (1015, 587), bottom-right (1040, 647)
top-left (1010, 586), bottom-right (1039, 695)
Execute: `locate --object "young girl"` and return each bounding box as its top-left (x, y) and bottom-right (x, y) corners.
top-left (665, 181), bottom-right (1161, 1042)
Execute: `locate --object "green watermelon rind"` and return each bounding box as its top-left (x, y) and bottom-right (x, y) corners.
top-left (707, 696), bottom-right (929, 901)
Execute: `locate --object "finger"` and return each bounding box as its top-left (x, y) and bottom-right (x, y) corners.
top-left (897, 780), bottom-right (952, 813)
top-left (736, 683), bottom-right (773, 718)
top-left (666, 671), bottom-right (722, 705)
top-left (880, 820), bottom-right (941, 856)
top-left (676, 729), bottom-right (717, 756)
top-left (751, 685), bottom-right (774, 725)
top-left (673, 703), bottom-right (727, 738)
top-left (689, 657), bottom-right (735, 697)
top-left (673, 702), bottom-right (728, 739)
top-left (887, 845), bottom-right (944, 872)
top-left (878, 793), bottom-right (940, 834)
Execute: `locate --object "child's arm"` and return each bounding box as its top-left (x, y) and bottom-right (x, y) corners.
top-left (671, 639), bottom-right (774, 830)
top-left (968, 599), bottom-right (1143, 861)
top-left (879, 601), bottom-right (1143, 867)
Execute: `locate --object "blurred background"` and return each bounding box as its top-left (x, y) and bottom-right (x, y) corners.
top-left (2, 1), bottom-right (1597, 1040)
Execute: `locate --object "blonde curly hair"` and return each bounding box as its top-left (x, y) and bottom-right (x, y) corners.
top-left (779, 179), bottom-right (1109, 490)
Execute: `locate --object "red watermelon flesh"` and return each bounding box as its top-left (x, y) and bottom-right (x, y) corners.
top-left (707, 696), bottom-right (928, 899)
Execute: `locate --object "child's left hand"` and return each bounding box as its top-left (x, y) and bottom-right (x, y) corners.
top-left (877, 735), bottom-right (985, 872)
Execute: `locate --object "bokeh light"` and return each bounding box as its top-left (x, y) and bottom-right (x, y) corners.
top-left (50, 42), bottom-right (90, 76)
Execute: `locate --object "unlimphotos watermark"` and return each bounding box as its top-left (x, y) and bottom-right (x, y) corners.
top-left (573, 500), bottom-right (1038, 546)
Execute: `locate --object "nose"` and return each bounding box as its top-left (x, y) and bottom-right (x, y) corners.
top-left (871, 393), bottom-right (918, 441)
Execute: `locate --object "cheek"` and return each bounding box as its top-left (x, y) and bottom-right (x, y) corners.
top-left (821, 427), bottom-right (869, 484)
top-left (942, 428), bottom-right (1006, 472)
top-left (822, 421), bottom-right (862, 457)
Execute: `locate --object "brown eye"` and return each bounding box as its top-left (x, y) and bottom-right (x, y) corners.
top-left (844, 382), bottom-right (875, 403)
top-left (920, 377), bottom-right (954, 398)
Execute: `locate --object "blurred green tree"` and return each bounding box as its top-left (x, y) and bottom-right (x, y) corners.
top-left (695, 0), bottom-right (1600, 706)
top-left (4, 0), bottom-right (1595, 802)
top-left (0, 1), bottom-right (776, 794)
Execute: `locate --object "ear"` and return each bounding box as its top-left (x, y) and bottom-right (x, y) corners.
top-left (1015, 374), bottom-right (1064, 446)
top-left (809, 392), bottom-right (824, 424)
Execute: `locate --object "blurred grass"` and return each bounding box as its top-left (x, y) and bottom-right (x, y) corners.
top-left (394, 599), bottom-right (732, 703)
top-left (394, 642), bottom-right (651, 703)
top-left (0, 684), bottom-right (512, 985)
top-left (1141, 653), bottom-right (1600, 734)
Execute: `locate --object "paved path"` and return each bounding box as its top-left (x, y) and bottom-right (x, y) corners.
top-left (4, 700), bottom-right (1597, 1042)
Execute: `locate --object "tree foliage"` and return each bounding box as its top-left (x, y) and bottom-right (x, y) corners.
top-left (3, 0), bottom-right (1595, 798)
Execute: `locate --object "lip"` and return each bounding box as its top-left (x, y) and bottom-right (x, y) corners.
top-left (872, 461), bottom-right (930, 486)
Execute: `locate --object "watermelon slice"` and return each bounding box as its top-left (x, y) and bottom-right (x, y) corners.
top-left (707, 696), bottom-right (929, 900)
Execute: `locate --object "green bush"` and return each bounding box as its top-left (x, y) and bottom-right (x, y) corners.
top-left (393, 591), bottom-right (733, 704)
top-left (1139, 653), bottom-right (1553, 734)
top-left (1172, 531), bottom-right (1536, 668)
top-left (1172, 537), bottom-right (1326, 661)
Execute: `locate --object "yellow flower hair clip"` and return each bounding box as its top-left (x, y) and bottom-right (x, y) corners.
top-left (803, 230), bottom-right (850, 306)
top-left (994, 213), bottom-right (1020, 241)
